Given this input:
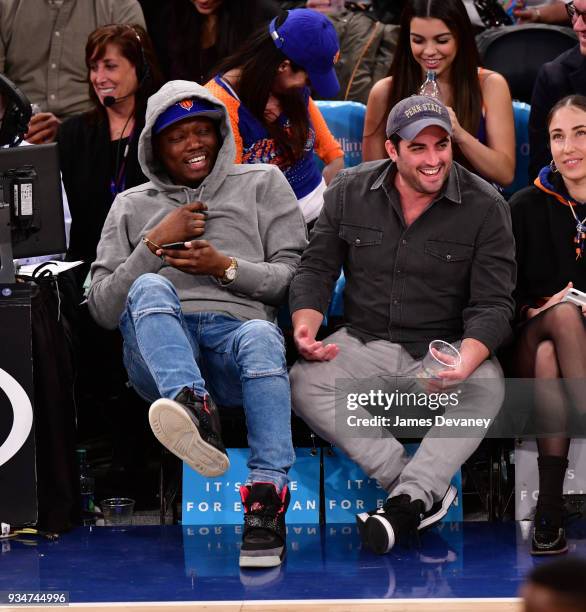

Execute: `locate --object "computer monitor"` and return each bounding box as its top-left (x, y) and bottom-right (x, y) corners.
top-left (0, 143), bottom-right (65, 280)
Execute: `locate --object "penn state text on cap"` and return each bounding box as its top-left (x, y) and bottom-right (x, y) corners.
top-left (269, 9), bottom-right (340, 99)
top-left (386, 95), bottom-right (453, 141)
top-left (153, 98), bottom-right (223, 135)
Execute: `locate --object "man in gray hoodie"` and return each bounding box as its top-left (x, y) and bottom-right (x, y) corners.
top-left (88, 81), bottom-right (307, 568)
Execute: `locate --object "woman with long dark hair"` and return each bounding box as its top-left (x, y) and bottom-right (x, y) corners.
top-left (166, 0), bottom-right (281, 83)
top-left (58, 24), bottom-right (163, 289)
top-left (508, 94), bottom-right (586, 555)
top-left (363, 0), bottom-right (515, 186)
top-left (206, 9), bottom-right (344, 225)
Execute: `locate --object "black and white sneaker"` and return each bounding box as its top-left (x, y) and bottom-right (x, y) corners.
top-left (419, 485), bottom-right (458, 530)
top-left (149, 386), bottom-right (229, 477)
top-left (239, 483), bottom-right (290, 568)
top-left (356, 485), bottom-right (457, 540)
top-left (364, 494), bottom-right (423, 555)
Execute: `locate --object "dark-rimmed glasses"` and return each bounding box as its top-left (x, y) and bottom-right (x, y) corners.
top-left (566, 1), bottom-right (586, 24)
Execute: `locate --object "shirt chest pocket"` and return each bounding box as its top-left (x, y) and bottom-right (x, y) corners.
top-left (424, 240), bottom-right (474, 288)
top-left (339, 223), bottom-right (383, 270)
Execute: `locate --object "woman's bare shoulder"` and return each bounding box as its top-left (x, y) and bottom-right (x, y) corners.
top-left (368, 76), bottom-right (393, 104)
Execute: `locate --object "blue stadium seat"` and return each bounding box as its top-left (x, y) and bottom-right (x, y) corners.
top-left (311, 101), bottom-right (366, 322)
top-left (328, 270), bottom-right (345, 319)
top-left (277, 101), bottom-right (365, 328)
top-left (504, 100), bottom-right (531, 199)
top-left (314, 100), bottom-right (366, 168)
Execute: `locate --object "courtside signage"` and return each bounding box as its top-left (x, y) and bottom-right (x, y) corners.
top-left (182, 447), bottom-right (320, 524)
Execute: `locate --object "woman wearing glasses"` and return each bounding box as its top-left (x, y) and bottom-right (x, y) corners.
top-left (529, 0), bottom-right (586, 179)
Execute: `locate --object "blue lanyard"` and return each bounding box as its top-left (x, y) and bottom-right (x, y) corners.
top-left (110, 129), bottom-right (133, 198)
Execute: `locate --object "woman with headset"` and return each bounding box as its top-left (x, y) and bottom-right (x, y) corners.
top-left (57, 25), bottom-right (163, 461)
top-left (58, 24), bottom-right (162, 292)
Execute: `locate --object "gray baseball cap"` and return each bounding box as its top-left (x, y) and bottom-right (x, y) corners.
top-left (386, 95), bottom-right (452, 140)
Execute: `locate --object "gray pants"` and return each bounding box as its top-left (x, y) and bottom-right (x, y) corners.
top-left (290, 328), bottom-right (504, 510)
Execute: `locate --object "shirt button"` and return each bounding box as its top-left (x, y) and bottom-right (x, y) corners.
top-left (397, 269), bottom-right (402, 274)
top-left (402, 239), bottom-right (407, 246)
top-left (446, 254), bottom-right (452, 261)
top-left (393, 299), bottom-right (399, 305)
top-left (354, 238), bottom-right (361, 245)
top-left (51, 63), bottom-right (57, 69)
top-left (54, 31), bottom-right (60, 37)
top-left (50, 94), bottom-right (56, 100)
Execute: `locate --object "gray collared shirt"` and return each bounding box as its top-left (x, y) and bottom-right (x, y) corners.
top-left (0, 0), bottom-right (145, 118)
top-left (289, 159), bottom-right (516, 358)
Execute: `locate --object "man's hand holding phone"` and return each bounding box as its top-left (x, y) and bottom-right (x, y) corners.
top-left (157, 240), bottom-right (231, 278)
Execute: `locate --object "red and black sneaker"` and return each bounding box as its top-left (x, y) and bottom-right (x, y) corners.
top-left (239, 483), bottom-right (290, 568)
top-left (148, 386), bottom-right (229, 477)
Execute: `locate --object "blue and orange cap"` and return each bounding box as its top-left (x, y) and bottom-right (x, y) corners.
top-left (269, 9), bottom-right (340, 99)
top-left (153, 98), bottom-right (223, 135)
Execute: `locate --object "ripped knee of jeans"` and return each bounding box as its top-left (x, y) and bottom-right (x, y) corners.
top-left (235, 320), bottom-right (287, 378)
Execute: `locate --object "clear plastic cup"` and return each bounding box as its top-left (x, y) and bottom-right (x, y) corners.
top-left (100, 497), bottom-right (135, 526)
top-left (417, 340), bottom-right (461, 380)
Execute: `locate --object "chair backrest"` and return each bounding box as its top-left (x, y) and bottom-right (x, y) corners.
top-left (314, 100), bottom-right (366, 168)
top-left (476, 24), bottom-right (577, 104)
top-left (504, 100), bottom-right (531, 199)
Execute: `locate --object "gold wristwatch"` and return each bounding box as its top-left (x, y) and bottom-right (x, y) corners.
top-left (220, 257), bottom-right (238, 284)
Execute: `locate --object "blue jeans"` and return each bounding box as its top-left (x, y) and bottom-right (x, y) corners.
top-left (119, 273), bottom-right (295, 490)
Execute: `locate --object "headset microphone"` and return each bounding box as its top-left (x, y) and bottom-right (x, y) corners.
top-left (103, 92), bottom-right (133, 108)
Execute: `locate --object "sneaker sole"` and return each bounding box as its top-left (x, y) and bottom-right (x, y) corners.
top-left (365, 514), bottom-right (396, 555)
top-left (419, 485), bottom-right (458, 531)
top-left (530, 545), bottom-right (569, 556)
top-left (149, 399), bottom-right (230, 477)
top-left (239, 548), bottom-right (285, 568)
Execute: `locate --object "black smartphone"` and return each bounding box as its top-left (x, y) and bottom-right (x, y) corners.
top-left (161, 241), bottom-right (188, 249)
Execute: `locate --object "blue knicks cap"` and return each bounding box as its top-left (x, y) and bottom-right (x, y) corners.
top-left (269, 9), bottom-right (340, 98)
top-left (153, 98), bottom-right (223, 135)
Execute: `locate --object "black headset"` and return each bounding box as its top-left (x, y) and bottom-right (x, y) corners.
top-left (0, 73), bottom-right (32, 147)
top-left (129, 25), bottom-right (150, 88)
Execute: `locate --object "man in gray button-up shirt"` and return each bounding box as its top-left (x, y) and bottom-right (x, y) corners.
top-left (289, 96), bottom-right (516, 554)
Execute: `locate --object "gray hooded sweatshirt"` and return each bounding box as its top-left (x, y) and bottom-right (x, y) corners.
top-left (88, 81), bottom-right (307, 330)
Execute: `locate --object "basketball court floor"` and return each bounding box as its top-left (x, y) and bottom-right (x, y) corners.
top-left (2, 520), bottom-right (586, 611)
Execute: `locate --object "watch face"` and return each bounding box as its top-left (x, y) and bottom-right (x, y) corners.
top-left (226, 268), bottom-right (236, 280)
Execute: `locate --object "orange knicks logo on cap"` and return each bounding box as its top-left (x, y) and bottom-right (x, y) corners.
top-left (333, 50), bottom-right (340, 65)
top-left (178, 99), bottom-right (193, 111)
